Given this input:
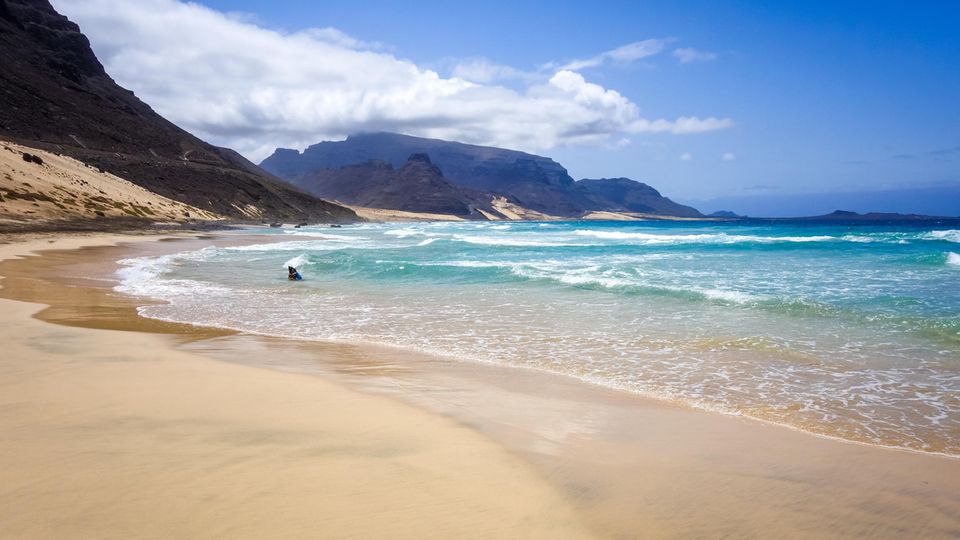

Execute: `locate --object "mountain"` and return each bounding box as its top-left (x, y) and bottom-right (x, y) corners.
top-left (262, 132), bottom-right (699, 218)
top-left (262, 132), bottom-right (587, 215)
top-left (0, 0), bottom-right (356, 223)
top-left (574, 178), bottom-right (702, 218)
top-left (294, 153), bottom-right (498, 218)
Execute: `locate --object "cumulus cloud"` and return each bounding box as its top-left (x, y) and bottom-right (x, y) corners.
top-left (53, 0), bottom-right (732, 161)
top-left (722, 152), bottom-right (736, 161)
top-left (673, 47), bottom-right (718, 63)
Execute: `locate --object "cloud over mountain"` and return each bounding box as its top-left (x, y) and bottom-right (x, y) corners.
top-left (53, 0), bottom-right (733, 161)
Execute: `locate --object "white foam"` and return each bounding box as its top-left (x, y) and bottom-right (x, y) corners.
top-left (384, 228), bottom-right (423, 238)
top-left (947, 252), bottom-right (960, 266)
top-left (572, 230), bottom-right (837, 244)
top-left (421, 260), bottom-right (513, 268)
top-left (698, 288), bottom-right (763, 304)
top-left (226, 240), bottom-right (370, 252)
top-left (927, 230), bottom-right (960, 243)
top-left (284, 254), bottom-right (310, 269)
top-left (417, 238), bottom-right (437, 246)
top-left (283, 231), bottom-right (358, 241)
top-left (840, 235), bottom-right (876, 243)
top-left (115, 248), bottom-right (228, 299)
top-left (453, 234), bottom-right (593, 247)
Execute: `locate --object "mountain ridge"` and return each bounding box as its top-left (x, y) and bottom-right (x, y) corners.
top-left (262, 132), bottom-right (700, 218)
top-left (294, 153), bottom-right (504, 219)
top-left (0, 0), bottom-right (357, 224)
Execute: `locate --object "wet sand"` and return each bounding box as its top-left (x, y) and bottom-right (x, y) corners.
top-left (1, 233), bottom-right (959, 538)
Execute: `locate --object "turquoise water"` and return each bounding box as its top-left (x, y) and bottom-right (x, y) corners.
top-left (116, 221), bottom-right (960, 455)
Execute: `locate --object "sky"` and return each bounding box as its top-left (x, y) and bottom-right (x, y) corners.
top-left (52, 0), bottom-right (960, 215)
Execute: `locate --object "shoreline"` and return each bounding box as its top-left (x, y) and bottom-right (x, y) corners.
top-left (2, 232), bottom-right (960, 538)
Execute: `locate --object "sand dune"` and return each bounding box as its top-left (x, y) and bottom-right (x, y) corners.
top-left (0, 140), bottom-right (222, 228)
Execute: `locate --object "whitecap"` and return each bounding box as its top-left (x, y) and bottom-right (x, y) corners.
top-left (698, 288), bottom-right (763, 304)
top-left (926, 230), bottom-right (960, 243)
top-left (115, 248), bottom-right (230, 299)
top-left (384, 228), bottom-right (423, 238)
top-left (453, 235), bottom-right (594, 247)
top-left (572, 230), bottom-right (837, 244)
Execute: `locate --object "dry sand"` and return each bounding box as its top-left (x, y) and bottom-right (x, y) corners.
top-left (1, 233), bottom-right (959, 539)
top-left (1, 140), bottom-right (221, 228)
top-left (346, 205), bottom-right (468, 222)
top-left (346, 196), bottom-right (562, 222)
top-left (0, 235), bottom-right (594, 539)
top-left (579, 210), bottom-right (717, 221)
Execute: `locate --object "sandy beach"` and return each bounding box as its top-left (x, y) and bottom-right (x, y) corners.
top-left (0, 234), bottom-right (593, 539)
top-left (1, 232), bottom-right (959, 539)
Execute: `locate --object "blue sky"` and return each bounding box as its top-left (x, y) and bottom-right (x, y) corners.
top-left (55, 0), bottom-right (960, 214)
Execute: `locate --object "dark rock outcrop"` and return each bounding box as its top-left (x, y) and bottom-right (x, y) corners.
top-left (0, 0), bottom-right (356, 222)
top-left (295, 153), bottom-right (497, 218)
top-left (575, 178), bottom-right (702, 217)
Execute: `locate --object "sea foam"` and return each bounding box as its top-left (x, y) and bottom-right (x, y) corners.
top-left (572, 230), bottom-right (837, 244)
top-left (928, 230), bottom-right (960, 243)
top-left (284, 254), bottom-right (311, 269)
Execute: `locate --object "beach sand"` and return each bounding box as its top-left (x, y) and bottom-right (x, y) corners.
top-left (0, 234), bottom-right (593, 539)
top-left (1, 233), bottom-right (959, 538)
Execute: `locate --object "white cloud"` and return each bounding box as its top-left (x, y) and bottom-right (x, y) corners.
top-left (680, 152), bottom-right (693, 161)
top-left (300, 27), bottom-right (386, 50)
top-left (552, 39), bottom-right (670, 71)
top-left (673, 47), bottom-right (718, 63)
top-left (450, 58), bottom-right (533, 83)
top-left (52, 0), bottom-right (732, 161)
top-left (722, 152), bottom-right (736, 161)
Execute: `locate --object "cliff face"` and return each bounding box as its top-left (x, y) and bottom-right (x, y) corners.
top-left (295, 154), bottom-right (496, 218)
top-left (262, 132), bottom-right (590, 216)
top-left (0, 0), bottom-right (357, 222)
top-left (262, 133), bottom-right (703, 218)
top-left (575, 178), bottom-right (702, 218)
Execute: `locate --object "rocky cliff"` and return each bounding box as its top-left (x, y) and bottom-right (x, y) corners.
top-left (262, 132), bottom-right (589, 216)
top-left (575, 178), bottom-right (702, 218)
top-left (262, 132), bottom-right (702, 218)
top-left (294, 153), bottom-right (499, 218)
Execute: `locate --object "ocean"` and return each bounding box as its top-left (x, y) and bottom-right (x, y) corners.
top-left (115, 221), bottom-right (960, 456)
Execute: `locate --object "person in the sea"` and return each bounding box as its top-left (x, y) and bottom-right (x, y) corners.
top-left (288, 266), bottom-right (302, 281)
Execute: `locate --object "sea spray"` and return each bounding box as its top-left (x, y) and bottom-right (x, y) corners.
top-left (284, 254), bottom-right (311, 269)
